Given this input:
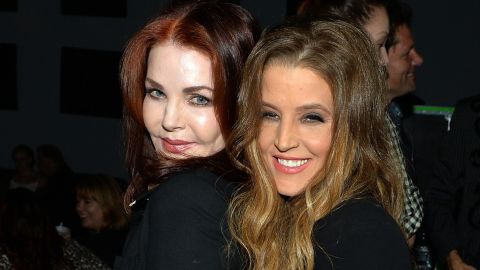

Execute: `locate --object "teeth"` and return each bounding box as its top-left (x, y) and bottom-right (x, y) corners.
top-left (277, 158), bottom-right (308, 167)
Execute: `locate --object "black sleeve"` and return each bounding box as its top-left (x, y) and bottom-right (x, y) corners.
top-left (424, 100), bottom-right (469, 260)
top-left (313, 199), bottom-right (413, 270)
top-left (145, 169), bottom-right (230, 270)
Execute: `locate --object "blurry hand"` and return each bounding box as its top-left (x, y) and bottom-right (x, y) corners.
top-left (447, 250), bottom-right (477, 270)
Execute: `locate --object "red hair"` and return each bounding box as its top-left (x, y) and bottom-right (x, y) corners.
top-left (121, 1), bottom-right (259, 206)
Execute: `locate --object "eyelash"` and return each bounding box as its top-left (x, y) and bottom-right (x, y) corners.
top-left (303, 113), bottom-right (325, 123)
top-left (145, 88), bottom-right (165, 99)
top-left (145, 89), bottom-right (212, 107)
top-left (261, 111), bottom-right (279, 121)
top-left (189, 94), bottom-right (211, 106)
top-left (261, 111), bottom-right (325, 123)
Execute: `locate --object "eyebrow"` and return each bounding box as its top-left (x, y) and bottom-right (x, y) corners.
top-left (145, 77), bottom-right (214, 94)
top-left (262, 101), bottom-right (332, 115)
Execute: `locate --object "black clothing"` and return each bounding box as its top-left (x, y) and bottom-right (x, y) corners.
top-left (35, 166), bottom-right (80, 233)
top-left (425, 95), bottom-right (480, 268)
top-left (75, 227), bottom-right (128, 268)
top-left (313, 198), bottom-right (413, 270)
top-left (114, 167), bottom-right (238, 270)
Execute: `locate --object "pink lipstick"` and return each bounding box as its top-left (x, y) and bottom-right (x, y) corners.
top-left (162, 138), bottom-right (194, 154)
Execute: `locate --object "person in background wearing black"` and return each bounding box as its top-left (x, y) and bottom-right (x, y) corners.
top-left (8, 144), bottom-right (40, 192)
top-left (0, 188), bottom-right (109, 270)
top-left (75, 174), bottom-right (128, 268)
top-left (425, 94), bottom-right (480, 270)
top-left (35, 144), bottom-right (81, 237)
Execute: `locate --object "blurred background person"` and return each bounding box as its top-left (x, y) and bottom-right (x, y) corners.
top-left (297, 0), bottom-right (390, 64)
top-left (8, 144), bottom-right (39, 191)
top-left (35, 144), bottom-right (80, 236)
top-left (74, 174), bottom-right (128, 268)
top-left (0, 188), bottom-right (109, 270)
top-left (425, 94), bottom-right (480, 270)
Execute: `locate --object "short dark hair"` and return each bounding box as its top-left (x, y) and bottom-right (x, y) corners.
top-left (385, 1), bottom-right (413, 50)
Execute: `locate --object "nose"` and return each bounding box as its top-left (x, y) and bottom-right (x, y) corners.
top-left (274, 121), bottom-right (299, 152)
top-left (161, 100), bottom-right (185, 132)
top-left (76, 200), bottom-right (84, 213)
top-left (411, 48), bottom-right (424, 66)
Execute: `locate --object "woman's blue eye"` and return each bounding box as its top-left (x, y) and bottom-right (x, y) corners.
top-left (303, 113), bottom-right (324, 123)
top-left (190, 95), bottom-right (211, 106)
top-left (146, 88), bottom-right (165, 98)
top-left (262, 111), bottom-right (279, 120)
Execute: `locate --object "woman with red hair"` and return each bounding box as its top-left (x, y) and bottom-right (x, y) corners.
top-left (114, 1), bottom-right (258, 269)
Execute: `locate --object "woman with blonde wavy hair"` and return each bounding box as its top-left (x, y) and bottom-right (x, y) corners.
top-left (228, 18), bottom-right (412, 270)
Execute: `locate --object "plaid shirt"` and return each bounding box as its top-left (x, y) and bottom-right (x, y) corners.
top-left (387, 115), bottom-right (424, 238)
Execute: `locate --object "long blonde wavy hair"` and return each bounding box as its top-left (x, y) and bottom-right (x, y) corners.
top-left (227, 18), bottom-right (404, 270)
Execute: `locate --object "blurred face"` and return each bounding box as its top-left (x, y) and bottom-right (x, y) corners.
top-left (364, 6), bottom-right (390, 65)
top-left (387, 25), bottom-right (424, 100)
top-left (13, 150), bottom-right (33, 172)
top-left (143, 43), bottom-right (225, 158)
top-left (259, 65), bottom-right (334, 196)
top-left (76, 196), bottom-right (105, 231)
top-left (37, 156), bottom-right (59, 177)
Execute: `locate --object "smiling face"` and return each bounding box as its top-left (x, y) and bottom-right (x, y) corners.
top-left (258, 64), bottom-right (334, 196)
top-left (387, 25), bottom-right (424, 100)
top-left (143, 43), bottom-right (225, 158)
top-left (363, 5), bottom-right (390, 65)
top-left (76, 195), bottom-right (105, 232)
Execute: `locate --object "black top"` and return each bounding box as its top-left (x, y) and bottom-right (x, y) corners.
top-left (75, 227), bottom-right (128, 268)
top-left (313, 198), bottom-right (413, 270)
top-left (425, 94), bottom-right (480, 267)
top-left (114, 167), bottom-right (239, 270)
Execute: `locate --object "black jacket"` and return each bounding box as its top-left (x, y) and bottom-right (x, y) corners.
top-left (425, 94), bottom-right (480, 267)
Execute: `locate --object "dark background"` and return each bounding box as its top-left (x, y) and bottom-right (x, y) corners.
top-left (1, 0), bottom-right (478, 178)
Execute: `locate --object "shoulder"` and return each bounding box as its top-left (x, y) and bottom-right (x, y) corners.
top-left (146, 167), bottom-right (239, 220)
top-left (313, 198), bottom-right (412, 269)
top-left (149, 167), bottom-right (237, 204)
top-left (317, 197), bottom-right (399, 229)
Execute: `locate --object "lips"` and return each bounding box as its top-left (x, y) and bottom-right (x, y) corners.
top-left (273, 156), bottom-right (310, 174)
top-left (161, 138), bottom-right (194, 154)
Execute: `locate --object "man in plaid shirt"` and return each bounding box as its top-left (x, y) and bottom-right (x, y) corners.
top-left (385, 1), bottom-right (424, 244)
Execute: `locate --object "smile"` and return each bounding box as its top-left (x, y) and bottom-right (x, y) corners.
top-left (277, 158), bottom-right (308, 167)
top-left (273, 157), bottom-right (310, 174)
top-left (161, 138), bottom-right (194, 154)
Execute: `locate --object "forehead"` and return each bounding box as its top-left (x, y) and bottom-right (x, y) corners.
top-left (146, 42), bottom-right (213, 85)
top-left (394, 25), bottom-right (414, 48)
top-left (261, 65), bottom-right (333, 109)
top-left (363, 6), bottom-right (389, 40)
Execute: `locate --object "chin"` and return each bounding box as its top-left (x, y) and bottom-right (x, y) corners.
top-left (277, 186), bottom-right (304, 197)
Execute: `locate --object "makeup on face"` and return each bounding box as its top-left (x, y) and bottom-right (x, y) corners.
top-left (258, 64), bottom-right (334, 196)
top-left (143, 43), bottom-right (225, 158)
